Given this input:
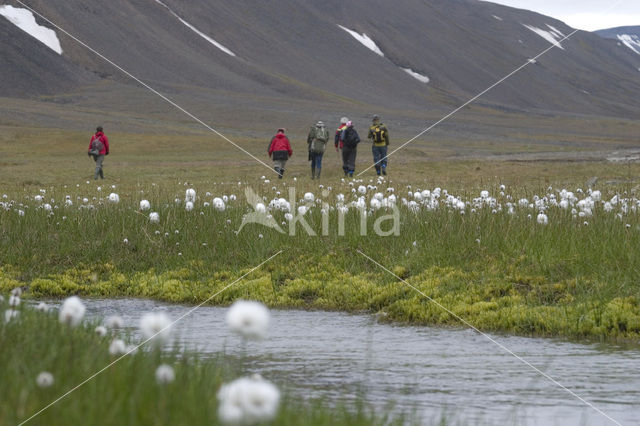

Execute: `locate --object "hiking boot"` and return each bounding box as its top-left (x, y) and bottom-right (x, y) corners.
top-left (382, 169), bottom-right (387, 176)
top-left (279, 169), bottom-right (285, 179)
top-left (99, 169), bottom-right (104, 179)
top-left (316, 169), bottom-right (321, 179)
top-left (311, 168), bottom-right (315, 180)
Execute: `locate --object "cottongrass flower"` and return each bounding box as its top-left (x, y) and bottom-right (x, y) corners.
top-left (139, 199), bottom-right (151, 210)
top-left (43, 203), bottom-right (52, 211)
top-left (149, 212), bottom-right (160, 223)
top-left (108, 193), bottom-right (120, 203)
top-left (105, 315), bottom-right (124, 329)
top-left (95, 325), bottom-right (108, 337)
top-left (59, 296), bottom-right (86, 327)
top-left (226, 300), bottom-right (270, 340)
top-left (297, 205), bottom-right (308, 216)
top-left (185, 201), bottom-right (194, 211)
top-left (36, 372), bottom-right (54, 388)
top-left (36, 302), bottom-right (49, 312)
top-left (217, 375), bottom-right (280, 425)
top-left (109, 339), bottom-right (127, 355)
top-left (185, 188), bottom-right (196, 203)
top-left (9, 294), bottom-right (20, 307)
top-left (5, 309), bottom-right (19, 322)
top-left (155, 364), bottom-right (175, 385)
top-left (303, 192), bottom-right (315, 203)
top-left (537, 213), bottom-right (548, 225)
top-left (139, 312), bottom-right (172, 345)
top-left (213, 197), bottom-right (226, 211)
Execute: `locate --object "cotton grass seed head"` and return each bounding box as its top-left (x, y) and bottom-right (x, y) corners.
top-left (105, 315), bottom-right (124, 329)
top-left (139, 312), bottom-right (172, 345)
top-left (36, 372), bottom-right (54, 388)
top-left (155, 364), bottom-right (175, 385)
top-left (59, 296), bottom-right (86, 327)
top-left (217, 375), bottom-right (280, 425)
top-left (139, 200), bottom-right (151, 210)
top-left (5, 309), bottom-right (19, 323)
top-left (109, 339), bottom-right (127, 355)
top-left (226, 300), bottom-right (270, 340)
top-left (36, 302), bottom-right (49, 312)
top-left (95, 325), bottom-right (107, 337)
top-left (149, 212), bottom-right (160, 223)
top-left (108, 193), bottom-right (120, 203)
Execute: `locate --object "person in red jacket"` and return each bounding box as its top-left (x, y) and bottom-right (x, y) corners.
top-left (268, 128), bottom-right (292, 179)
top-left (87, 126), bottom-right (110, 180)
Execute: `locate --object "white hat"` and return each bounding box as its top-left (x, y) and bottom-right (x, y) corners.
top-left (340, 117), bottom-right (349, 124)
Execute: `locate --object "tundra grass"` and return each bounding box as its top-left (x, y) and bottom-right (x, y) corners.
top-left (0, 303), bottom-right (409, 426)
top-left (1, 178), bottom-right (639, 341)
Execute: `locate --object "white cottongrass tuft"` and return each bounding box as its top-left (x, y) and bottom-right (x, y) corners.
top-left (104, 315), bottom-right (124, 329)
top-left (58, 296), bottom-right (86, 327)
top-left (185, 188), bottom-right (196, 202)
top-left (95, 325), bottom-right (108, 337)
top-left (303, 192), bottom-right (315, 203)
top-left (9, 295), bottom-right (20, 307)
top-left (185, 201), bottom-right (194, 212)
top-left (139, 311), bottom-right (172, 344)
top-left (36, 302), bottom-right (49, 312)
top-left (155, 364), bottom-right (175, 384)
top-left (5, 309), bottom-right (19, 322)
top-left (536, 213), bottom-right (548, 225)
top-left (217, 375), bottom-right (280, 425)
top-left (109, 339), bottom-right (127, 355)
top-left (36, 372), bottom-right (54, 388)
top-left (108, 193), bottom-right (120, 203)
top-left (213, 197), bottom-right (226, 211)
top-left (226, 300), bottom-right (270, 340)
top-left (149, 212), bottom-right (160, 223)
top-left (139, 200), bottom-right (151, 210)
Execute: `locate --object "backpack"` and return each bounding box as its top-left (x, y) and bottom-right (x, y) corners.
top-left (90, 136), bottom-right (104, 155)
top-left (310, 126), bottom-right (329, 153)
top-left (342, 128), bottom-right (360, 148)
top-left (372, 125), bottom-right (385, 143)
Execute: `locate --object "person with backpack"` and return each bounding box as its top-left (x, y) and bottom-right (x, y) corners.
top-left (87, 126), bottom-right (109, 180)
top-left (367, 114), bottom-right (390, 176)
top-left (340, 121), bottom-right (360, 178)
top-left (307, 121), bottom-right (329, 179)
top-left (268, 128), bottom-right (293, 179)
top-left (334, 117), bottom-right (349, 175)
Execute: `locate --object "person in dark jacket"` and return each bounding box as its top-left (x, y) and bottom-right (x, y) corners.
top-left (340, 121), bottom-right (360, 177)
top-left (87, 126), bottom-right (110, 180)
top-left (335, 117), bottom-right (349, 175)
top-left (268, 128), bottom-right (293, 179)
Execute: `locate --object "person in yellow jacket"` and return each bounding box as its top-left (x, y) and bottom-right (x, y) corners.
top-left (367, 114), bottom-right (389, 175)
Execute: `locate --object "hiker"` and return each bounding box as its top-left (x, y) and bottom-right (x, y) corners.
top-left (268, 128), bottom-right (292, 179)
top-left (307, 121), bottom-right (329, 179)
top-left (340, 121), bottom-right (360, 177)
top-left (367, 114), bottom-right (390, 176)
top-left (87, 126), bottom-right (109, 180)
top-left (334, 117), bottom-right (349, 175)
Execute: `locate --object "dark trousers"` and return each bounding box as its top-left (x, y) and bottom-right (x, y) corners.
top-left (342, 146), bottom-right (357, 175)
top-left (309, 152), bottom-right (323, 170)
top-left (372, 145), bottom-right (388, 173)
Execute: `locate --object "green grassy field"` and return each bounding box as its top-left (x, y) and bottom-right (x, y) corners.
top-left (2, 126), bottom-right (640, 341)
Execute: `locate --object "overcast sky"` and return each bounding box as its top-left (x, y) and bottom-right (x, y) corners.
top-left (484, 0), bottom-right (640, 31)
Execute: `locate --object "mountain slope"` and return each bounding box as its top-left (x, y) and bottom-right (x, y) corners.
top-left (595, 26), bottom-right (640, 56)
top-left (2, 0), bottom-right (640, 121)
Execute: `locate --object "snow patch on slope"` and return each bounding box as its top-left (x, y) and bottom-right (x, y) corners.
top-left (617, 34), bottom-right (640, 55)
top-left (0, 5), bottom-right (62, 54)
top-left (154, 0), bottom-right (235, 57)
top-left (401, 68), bottom-right (430, 83)
top-left (523, 24), bottom-right (564, 50)
top-left (492, 15), bottom-right (503, 21)
top-left (338, 25), bottom-right (384, 57)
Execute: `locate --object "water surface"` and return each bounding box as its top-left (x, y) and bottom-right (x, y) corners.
top-left (82, 299), bottom-right (640, 425)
